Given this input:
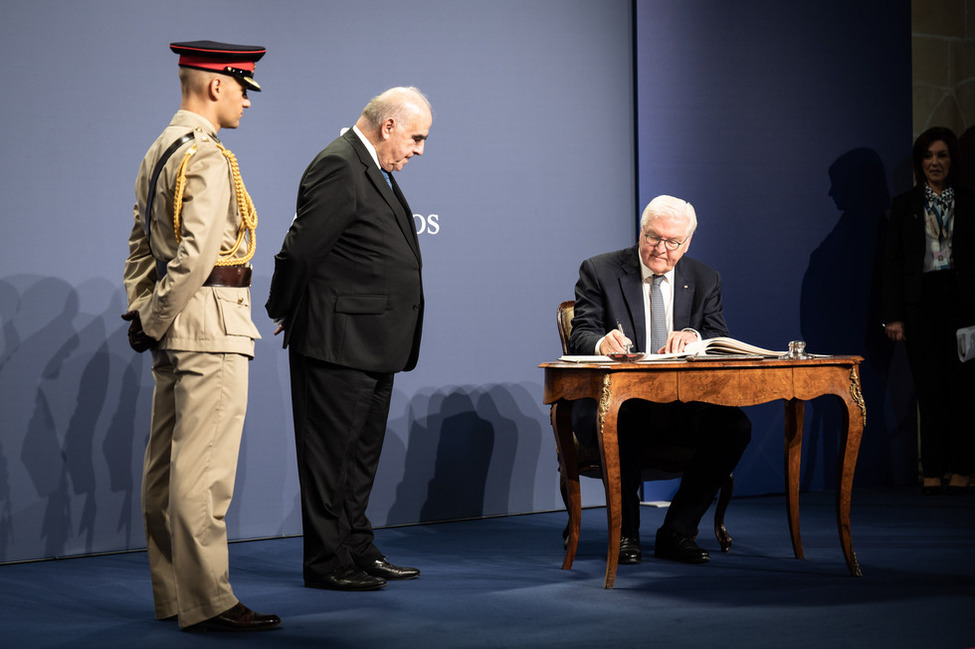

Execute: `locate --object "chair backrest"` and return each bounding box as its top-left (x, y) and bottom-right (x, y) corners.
top-left (557, 300), bottom-right (575, 354)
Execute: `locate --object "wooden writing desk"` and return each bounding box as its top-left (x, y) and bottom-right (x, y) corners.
top-left (540, 355), bottom-right (866, 588)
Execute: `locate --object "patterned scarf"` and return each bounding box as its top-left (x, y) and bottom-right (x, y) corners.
top-left (924, 184), bottom-right (954, 243)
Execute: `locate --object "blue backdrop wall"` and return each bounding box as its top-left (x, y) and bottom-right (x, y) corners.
top-left (0, 0), bottom-right (911, 564)
top-left (0, 0), bottom-right (635, 563)
top-left (635, 0), bottom-right (915, 501)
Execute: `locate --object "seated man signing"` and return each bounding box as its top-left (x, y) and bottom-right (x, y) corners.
top-left (568, 195), bottom-right (751, 565)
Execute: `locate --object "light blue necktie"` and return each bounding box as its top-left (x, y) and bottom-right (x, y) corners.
top-left (650, 275), bottom-right (667, 352)
top-left (381, 169), bottom-right (393, 188)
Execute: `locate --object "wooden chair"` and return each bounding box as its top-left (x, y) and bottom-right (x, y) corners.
top-left (555, 299), bottom-right (734, 551)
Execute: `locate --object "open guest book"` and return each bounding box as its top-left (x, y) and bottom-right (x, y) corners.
top-left (558, 336), bottom-right (786, 363)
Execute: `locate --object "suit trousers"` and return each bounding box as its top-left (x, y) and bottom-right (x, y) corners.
top-left (904, 270), bottom-right (975, 477)
top-left (142, 349), bottom-right (248, 628)
top-left (289, 350), bottom-right (391, 581)
top-left (617, 400), bottom-right (751, 539)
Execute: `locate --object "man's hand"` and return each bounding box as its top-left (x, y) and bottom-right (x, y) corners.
top-left (884, 321), bottom-right (905, 342)
top-left (598, 329), bottom-right (633, 355)
top-left (657, 330), bottom-right (697, 354)
top-left (121, 310), bottom-right (158, 353)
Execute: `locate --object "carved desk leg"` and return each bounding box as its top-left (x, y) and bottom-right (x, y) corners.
top-left (784, 398), bottom-right (805, 559)
top-left (596, 375), bottom-right (622, 589)
top-left (836, 368), bottom-right (866, 577)
top-left (551, 400), bottom-right (580, 570)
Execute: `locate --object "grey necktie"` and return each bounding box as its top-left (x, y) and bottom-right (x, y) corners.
top-left (650, 275), bottom-right (667, 352)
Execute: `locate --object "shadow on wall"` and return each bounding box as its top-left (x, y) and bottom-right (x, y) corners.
top-left (799, 149), bottom-right (917, 489)
top-left (0, 273), bottom-right (554, 560)
top-left (378, 383), bottom-right (547, 526)
top-left (0, 275), bottom-right (149, 563)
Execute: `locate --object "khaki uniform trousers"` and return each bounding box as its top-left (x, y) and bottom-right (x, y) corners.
top-left (142, 348), bottom-right (248, 628)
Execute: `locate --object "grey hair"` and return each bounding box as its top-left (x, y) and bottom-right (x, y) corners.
top-left (640, 194), bottom-right (698, 237)
top-left (360, 86), bottom-right (431, 129)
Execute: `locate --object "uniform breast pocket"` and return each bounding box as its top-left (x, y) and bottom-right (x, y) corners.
top-left (214, 288), bottom-right (262, 339)
top-left (334, 294), bottom-right (388, 315)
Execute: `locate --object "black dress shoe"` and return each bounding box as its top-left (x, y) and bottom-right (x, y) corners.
top-left (306, 565), bottom-right (387, 591)
top-left (619, 536), bottom-right (642, 565)
top-left (654, 527), bottom-right (710, 564)
top-left (185, 602), bottom-right (281, 632)
top-left (355, 557), bottom-right (420, 580)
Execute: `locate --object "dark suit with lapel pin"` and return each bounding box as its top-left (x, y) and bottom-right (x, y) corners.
top-left (568, 246), bottom-right (751, 546)
top-left (266, 128), bottom-right (423, 582)
top-left (569, 246), bottom-right (729, 354)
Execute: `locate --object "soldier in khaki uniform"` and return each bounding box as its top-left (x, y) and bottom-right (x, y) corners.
top-left (122, 41), bottom-right (279, 632)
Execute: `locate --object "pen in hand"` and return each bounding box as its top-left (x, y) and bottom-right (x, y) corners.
top-left (616, 321), bottom-right (632, 353)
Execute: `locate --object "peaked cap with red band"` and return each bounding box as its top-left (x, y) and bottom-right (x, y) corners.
top-left (170, 40), bottom-right (266, 91)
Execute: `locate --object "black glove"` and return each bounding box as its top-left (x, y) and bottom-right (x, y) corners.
top-left (121, 310), bottom-right (158, 353)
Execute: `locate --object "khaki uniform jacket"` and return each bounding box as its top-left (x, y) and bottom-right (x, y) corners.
top-left (124, 110), bottom-right (260, 356)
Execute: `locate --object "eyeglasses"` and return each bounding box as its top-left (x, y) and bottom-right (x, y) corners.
top-left (642, 231), bottom-right (687, 251)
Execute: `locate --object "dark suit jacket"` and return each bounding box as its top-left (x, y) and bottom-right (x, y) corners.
top-left (881, 185), bottom-right (975, 325)
top-left (266, 129), bottom-right (423, 373)
top-left (568, 246), bottom-right (729, 355)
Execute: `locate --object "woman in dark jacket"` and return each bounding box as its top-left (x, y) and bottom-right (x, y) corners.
top-left (882, 126), bottom-right (974, 494)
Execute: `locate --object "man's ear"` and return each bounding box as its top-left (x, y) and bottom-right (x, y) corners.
top-left (207, 76), bottom-right (222, 101)
top-left (381, 118), bottom-right (395, 140)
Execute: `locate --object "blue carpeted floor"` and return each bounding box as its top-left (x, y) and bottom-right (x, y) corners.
top-left (2, 487), bottom-right (973, 648)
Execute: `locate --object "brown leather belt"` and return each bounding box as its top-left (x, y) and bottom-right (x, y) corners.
top-left (203, 265), bottom-right (252, 287)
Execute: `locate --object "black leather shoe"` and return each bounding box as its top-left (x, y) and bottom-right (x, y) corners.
top-left (356, 556), bottom-right (420, 580)
top-left (306, 565), bottom-right (387, 591)
top-left (185, 602), bottom-right (281, 632)
top-left (654, 527), bottom-right (710, 564)
top-left (619, 536), bottom-right (642, 565)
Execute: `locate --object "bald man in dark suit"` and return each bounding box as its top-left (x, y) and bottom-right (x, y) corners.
top-left (266, 87), bottom-right (431, 591)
